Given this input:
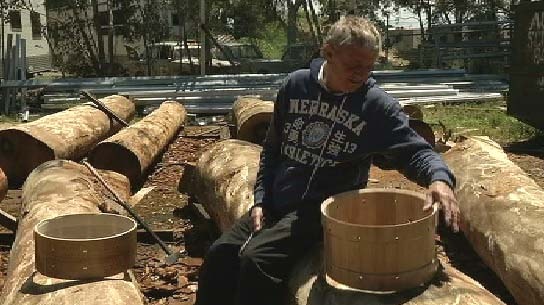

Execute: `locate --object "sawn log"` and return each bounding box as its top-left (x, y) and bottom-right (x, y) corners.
top-left (0, 95), bottom-right (135, 187)
top-left (0, 160), bottom-right (144, 305)
top-left (88, 101), bottom-right (186, 189)
top-left (232, 96), bottom-right (274, 144)
top-left (444, 136), bottom-right (544, 305)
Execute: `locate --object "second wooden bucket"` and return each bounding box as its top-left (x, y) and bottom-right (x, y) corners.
top-left (321, 188), bottom-right (438, 293)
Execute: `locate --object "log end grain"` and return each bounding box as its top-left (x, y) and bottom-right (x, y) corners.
top-left (88, 142), bottom-right (139, 190)
top-left (0, 129), bottom-right (55, 188)
top-left (232, 97), bottom-right (273, 144)
top-left (237, 112), bottom-right (272, 144)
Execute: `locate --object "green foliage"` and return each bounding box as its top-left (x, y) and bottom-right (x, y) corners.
top-left (239, 22), bottom-right (287, 59)
top-left (0, 115), bottom-right (16, 123)
top-left (44, 0), bottom-right (73, 10)
top-left (206, 0), bottom-right (284, 40)
top-left (423, 101), bottom-right (544, 144)
top-left (17, 0), bottom-right (519, 77)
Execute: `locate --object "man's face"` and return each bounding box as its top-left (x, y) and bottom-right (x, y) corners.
top-left (323, 44), bottom-right (377, 93)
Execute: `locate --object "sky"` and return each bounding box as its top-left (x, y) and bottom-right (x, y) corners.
top-left (381, 8), bottom-right (426, 29)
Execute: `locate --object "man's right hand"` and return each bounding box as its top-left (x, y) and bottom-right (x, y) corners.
top-left (251, 206), bottom-right (265, 232)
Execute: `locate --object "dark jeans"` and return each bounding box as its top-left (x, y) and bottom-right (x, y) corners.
top-left (195, 203), bottom-right (323, 305)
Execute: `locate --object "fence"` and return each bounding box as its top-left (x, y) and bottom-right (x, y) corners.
top-left (385, 21), bottom-right (512, 73)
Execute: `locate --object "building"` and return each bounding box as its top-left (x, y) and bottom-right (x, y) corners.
top-left (388, 27), bottom-right (422, 51)
top-left (45, 0), bottom-right (198, 75)
top-left (1, 1), bottom-right (52, 78)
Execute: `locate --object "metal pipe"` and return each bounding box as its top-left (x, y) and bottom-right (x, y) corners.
top-left (1, 5), bottom-right (4, 79)
top-left (199, 0), bottom-right (206, 75)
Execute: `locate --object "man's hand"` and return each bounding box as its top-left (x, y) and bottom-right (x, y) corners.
top-left (251, 206), bottom-right (265, 232)
top-left (423, 181), bottom-right (460, 232)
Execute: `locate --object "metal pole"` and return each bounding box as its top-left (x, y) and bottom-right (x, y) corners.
top-left (1, 6), bottom-right (4, 78)
top-left (108, 0), bottom-right (114, 75)
top-left (385, 13), bottom-right (389, 63)
top-left (20, 38), bottom-right (27, 117)
top-left (200, 0), bottom-right (206, 75)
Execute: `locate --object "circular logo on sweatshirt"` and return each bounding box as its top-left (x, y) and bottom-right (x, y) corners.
top-left (302, 121), bottom-right (330, 149)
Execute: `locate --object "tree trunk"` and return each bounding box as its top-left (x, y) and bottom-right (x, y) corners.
top-left (232, 97), bottom-right (274, 144)
top-left (443, 136), bottom-right (544, 305)
top-left (88, 101), bottom-right (186, 189)
top-left (302, 2), bottom-right (318, 48)
top-left (328, 0), bottom-right (338, 23)
top-left (417, 4), bottom-right (425, 40)
top-left (0, 160), bottom-right (143, 305)
top-left (0, 95), bottom-right (135, 187)
top-left (91, 0), bottom-right (105, 73)
top-left (307, 0), bottom-right (323, 46)
top-left (0, 167), bottom-right (6, 202)
top-left (72, 5), bottom-right (100, 74)
top-left (192, 140), bottom-right (261, 231)
top-left (191, 140), bottom-right (507, 305)
top-left (287, 0), bottom-right (304, 46)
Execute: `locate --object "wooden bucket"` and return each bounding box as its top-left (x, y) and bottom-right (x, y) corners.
top-left (321, 188), bottom-right (438, 293)
top-left (34, 213), bottom-right (137, 280)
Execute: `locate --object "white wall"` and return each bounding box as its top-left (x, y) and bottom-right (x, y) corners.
top-left (1, 0), bottom-right (52, 75)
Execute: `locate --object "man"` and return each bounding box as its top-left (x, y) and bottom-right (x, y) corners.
top-left (195, 16), bottom-right (459, 305)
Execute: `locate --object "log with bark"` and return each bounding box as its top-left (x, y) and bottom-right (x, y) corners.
top-left (0, 160), bottom-right (145, 305)
top-left (88, 101), bottom-right (186, 189)
top-left (232, 96), bottom-right (274, 144)
top-left (0, 95), bottom-right (135, 187)
top-left (191, 139), bottom-right (261, 231)
top-left (191, 139), bottom-right (506, 305)
top-left (444, 136), bottom-right (544, 305)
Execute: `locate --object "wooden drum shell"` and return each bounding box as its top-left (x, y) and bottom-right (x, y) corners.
top-left (34, 213), bottom-right (137, 280)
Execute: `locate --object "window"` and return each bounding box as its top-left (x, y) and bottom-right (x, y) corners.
top-left (31, 12), bottom-right (42, 39)
top-left (172, 13), bottom-right (180, 26)
top-left (9, 10), bottom-right (22, 31)
top-left (98, 11), bottom-right (109, 27)
top-left (112, 10), bottom-right (124, 26)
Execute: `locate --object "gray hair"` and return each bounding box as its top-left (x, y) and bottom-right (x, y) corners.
top-left (324, 16), bottom-right (381, 53)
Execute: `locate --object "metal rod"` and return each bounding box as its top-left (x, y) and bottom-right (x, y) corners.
top-left (1, 5), bottom-right (4, 79)
top-left (81, 161), bottom-right (173, 255)
top-left (199, 0), bottom-right (206, 75)
top-left (80, 90), bottom-right (129, 127)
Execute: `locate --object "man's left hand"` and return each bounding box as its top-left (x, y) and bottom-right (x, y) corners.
top-left (423, 181), bottom-right (460, 232)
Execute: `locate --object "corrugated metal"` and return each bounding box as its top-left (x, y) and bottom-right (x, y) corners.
top-left (0, 55), bottom-right (52, 78)
top-left (508, 1), bottom-right (544, 130)
top-left (26, 55), bottom-right (52, 72)
top-left (1, 70), bottom-right (507, 115)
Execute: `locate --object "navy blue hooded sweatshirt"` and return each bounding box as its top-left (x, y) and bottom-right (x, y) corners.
top-left (253, 58), bottom-right (455, 213)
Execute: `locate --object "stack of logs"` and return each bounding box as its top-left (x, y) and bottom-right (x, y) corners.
top-left (0, 97), bottom-right (187, 304)
top-left (188, 96), bottom-right (544, 305)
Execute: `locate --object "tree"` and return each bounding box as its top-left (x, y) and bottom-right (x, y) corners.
top-left (43, 0), bottom-right (169, 76)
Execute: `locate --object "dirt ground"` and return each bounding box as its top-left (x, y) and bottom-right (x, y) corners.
top-left (0, 126), bottom-right (542, 305)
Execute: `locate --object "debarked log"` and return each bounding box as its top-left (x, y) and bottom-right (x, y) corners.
top-left (232, 96), bottom-right (274, 144)
top-left (0, 95), bottom-right (135, 187)
top-left (191, 139), bottom-right (506, 305)
top-left (88, 101), bottom-right (186, 189)
top-left (444, 136), bottom-right (544, 305)
top-left (0, 160), bottom-right (143, 305)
